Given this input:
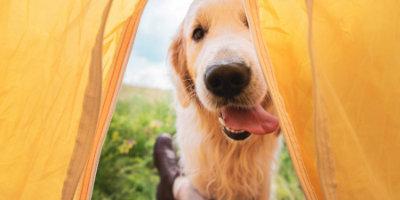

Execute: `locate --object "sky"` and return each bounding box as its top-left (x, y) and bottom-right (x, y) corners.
top-left (123, 0), bottom-right (192, 90)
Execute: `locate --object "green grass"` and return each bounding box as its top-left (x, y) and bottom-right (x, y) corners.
top-left (93, 85), bottom-right (304, 200)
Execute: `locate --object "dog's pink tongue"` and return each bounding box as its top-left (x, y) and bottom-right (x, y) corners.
top-left (221, 105), bottom-right (279, 135)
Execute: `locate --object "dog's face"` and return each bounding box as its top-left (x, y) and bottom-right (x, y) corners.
top-left (170, 0), bottom-right (279, 141)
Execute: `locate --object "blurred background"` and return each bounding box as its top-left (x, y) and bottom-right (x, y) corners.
top-left (93, 1), bottom-right (304, 199)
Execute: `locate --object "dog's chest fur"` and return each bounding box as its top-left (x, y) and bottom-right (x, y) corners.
top-left (175, 104), bottom-right (280, 200)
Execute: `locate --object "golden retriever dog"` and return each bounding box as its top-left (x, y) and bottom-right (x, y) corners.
top-left (169, 0), bottom-right (280, 199)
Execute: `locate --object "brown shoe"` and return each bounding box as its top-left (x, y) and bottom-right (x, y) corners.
top-left (153, 134), bottom-right (180, 200)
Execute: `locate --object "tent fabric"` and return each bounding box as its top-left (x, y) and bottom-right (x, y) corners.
top-left (244, 1), bottom-right (322, 199)
top-left (245, 0), bottom-right (400, 199)
top-left (1, 0), bottom-right (399, 199)
top-left (0, 0), bottom-right (146, 199)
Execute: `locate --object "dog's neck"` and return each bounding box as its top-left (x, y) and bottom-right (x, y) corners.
top-left (175, 102), bottom-right (280, 200)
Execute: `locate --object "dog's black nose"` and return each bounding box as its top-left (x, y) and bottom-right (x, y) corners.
top-left (204, 62), bottom-right (251, 98)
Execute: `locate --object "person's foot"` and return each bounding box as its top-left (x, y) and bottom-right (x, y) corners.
top-left (154, 134), bottom-right (180, 200)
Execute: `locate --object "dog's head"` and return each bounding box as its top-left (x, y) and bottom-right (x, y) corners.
top-left (169, 0), bottom-right (279, 141)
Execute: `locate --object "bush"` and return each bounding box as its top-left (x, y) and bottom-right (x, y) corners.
top-left (93, 87), bottom-right (175, 200)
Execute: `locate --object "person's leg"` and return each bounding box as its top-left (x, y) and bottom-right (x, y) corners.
top-left (154, 134), bottom-right (205, 200)
top-left (154, 134), bottom-right (180, 200)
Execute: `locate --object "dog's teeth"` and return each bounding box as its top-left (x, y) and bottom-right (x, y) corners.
top-left (220, 119), bottom-right (246, 134)
top-left (218, 117), bottom-right (225, 126)
top-left (226, 126), bottom-right (245, 134)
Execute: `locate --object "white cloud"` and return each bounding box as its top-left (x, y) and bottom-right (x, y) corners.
top-left (123, 56), bottom-right (173, 90)
top-left (123, 0), bottom-right (192, 90)
top-left (139, 0), bottom-right (191, 39)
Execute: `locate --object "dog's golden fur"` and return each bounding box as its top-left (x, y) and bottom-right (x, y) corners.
top-left (169, 1), bottom-right (280, 199)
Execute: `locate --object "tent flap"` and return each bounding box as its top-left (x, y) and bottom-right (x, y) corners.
top-left (245, 0), bottom-right (400, 199)
top-left (0, 0), bottom-right (146, 199)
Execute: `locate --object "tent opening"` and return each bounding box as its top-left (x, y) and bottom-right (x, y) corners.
top-left (92, 1), bottom-right (304, 199)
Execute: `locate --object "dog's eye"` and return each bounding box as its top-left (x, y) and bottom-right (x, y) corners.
top-left (192, 27), bottom-right (206, 42)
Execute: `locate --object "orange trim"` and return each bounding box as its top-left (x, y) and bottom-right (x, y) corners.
top-left (243, 1), bottom-right (318, 199)
top-left (78, 1), bottom-right (147, 199)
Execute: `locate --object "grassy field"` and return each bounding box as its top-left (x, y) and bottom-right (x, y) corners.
top-left (93, 85), bottom-right (304, 200)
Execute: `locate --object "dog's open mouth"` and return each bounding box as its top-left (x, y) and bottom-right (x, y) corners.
top-left (218, 105), bottom-right (279, 141)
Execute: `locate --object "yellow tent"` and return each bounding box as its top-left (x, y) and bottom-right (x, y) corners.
top-left (0, 0), bottom-right (399, 199)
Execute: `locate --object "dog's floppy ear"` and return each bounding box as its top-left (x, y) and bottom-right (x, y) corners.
top-left (169, 26), bottom-right (194, 108)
